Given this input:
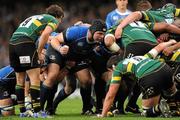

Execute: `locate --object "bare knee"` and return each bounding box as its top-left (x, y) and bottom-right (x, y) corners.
top-left (0, 98), bottom-right (15, 116)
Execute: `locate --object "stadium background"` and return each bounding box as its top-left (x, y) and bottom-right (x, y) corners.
top-left (0, 0), bottom-right (179, 68)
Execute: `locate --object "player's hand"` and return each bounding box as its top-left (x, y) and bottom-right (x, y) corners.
top-left (163, 46), bottom-right (174, 56)
top-left (59, 45), bottom-right (69, 55)
top-left (38, 52), bottom-right (44, 64)
top-left (158, 33), bottom-right (169, 43)
top-left (115, 26), bottom-right (123, 39)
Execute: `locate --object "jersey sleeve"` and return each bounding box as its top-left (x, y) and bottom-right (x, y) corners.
top-left (175, 8), bottom-right (180, 17)
top-left (110, 62), bottom-right (124, 84)
top-left (140, 11), bottom-right (151, 22)
top-left (106, 13), bottom-right (113, 29)
top-left (170, 50), bottom-right (180, 62)
top-left (110, 70), bottom-right (122, 84)
top-left (144, 53), bottom-right (154, 59)
top-left (47, 16), bottom-right (59, 31)
top-left (145, 22), bottom-right (155, 31)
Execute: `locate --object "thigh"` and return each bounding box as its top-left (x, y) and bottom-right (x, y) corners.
top-left (43, 63), bottom-right (60, 87)
top-left (142, 95), bottom-right (160, 108)
top-left (26, 68), bottom-right (41, 86)
top-left (75, 68), bottom-right (92, 86)
top-left (46, 44), bottom-right (65, 67)
top-left (0, 98), bottom-right (14, 116)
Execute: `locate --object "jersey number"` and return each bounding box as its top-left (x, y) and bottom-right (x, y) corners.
top-left (129, 21), bottom-right (146, 28)
top-left (20, 15), bottom-right (43, 28)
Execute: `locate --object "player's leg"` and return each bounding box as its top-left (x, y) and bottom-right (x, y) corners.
top-left (0, 84), bottom-right (15, 116)
top-left (52, 73), bottom-right (77, 114)
top-left (15, 72), bottom-right (26, 114)
top-left (76, 68), bottom-right (94, 115)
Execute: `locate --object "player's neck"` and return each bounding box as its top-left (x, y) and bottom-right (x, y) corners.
top-left (117, 7), bottom-right (127, 13)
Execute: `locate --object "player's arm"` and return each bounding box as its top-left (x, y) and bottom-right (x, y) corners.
top-left (101, 73), bottom-right (122, 117)
top-left (153, 22), bottom-right (180, 35)
top-left (101, 83), bottom-right (120, 117)
top-left (37, 26), bottom-right (54, 55)
top-left (145, 40), bottom-right (177, 58)
top-left (50, 33), bottom-right (69, 55)
top-left (163, 42), bottom-right (180, 56)
top-left (37, 26), bottom-right (54, 63)
top-left (115, 11), bottom-right (142, 38)
top-left (104, 34), bottom-right (121, 53)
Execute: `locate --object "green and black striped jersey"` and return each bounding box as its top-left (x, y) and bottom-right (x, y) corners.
top-left (111, 49), bottom-right (180, 84)
top-left (106, 21), bottom-right (157, 48)
top-left (11, 14), bottom-right (58, 42)
top-left (141, 4), bottom-right (180, 24)
top-left (111, 55), bottom-right (163, 84)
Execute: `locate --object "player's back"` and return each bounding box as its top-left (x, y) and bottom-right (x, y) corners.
top-left (11, 14), bottom-right (58, 42)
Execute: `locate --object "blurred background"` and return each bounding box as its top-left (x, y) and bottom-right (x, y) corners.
top-left (0, 0), bottom-right (179, 68)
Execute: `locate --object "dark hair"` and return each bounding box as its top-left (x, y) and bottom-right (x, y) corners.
top-left (136, 0), bottom-right (152, 11)
top-left (106, 54), bottom-right (123, 69)
top-left (89, 19), bottom-right (107, 36)
top-left (46, 4), bottom-right (64, 19)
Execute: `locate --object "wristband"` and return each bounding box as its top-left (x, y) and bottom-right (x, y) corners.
top-left (148, 49), bottom-right (158, 58)
top-left (108, 42), bottom-right (120, 52)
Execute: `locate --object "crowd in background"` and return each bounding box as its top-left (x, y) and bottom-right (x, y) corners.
top-left (0, 0), bottom-right (179, 68)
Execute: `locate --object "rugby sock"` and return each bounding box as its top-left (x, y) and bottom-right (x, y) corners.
top-left (53, 88), bottom-right (69, 111)
top-left (40, 84), bottom-right (51, 111)
top-left (30, 85), bottom-right (41, 112)
top-left (94, 77), bottom-right (106, 110)
top-left (46, 84), bottom-right (58, 112)
top-left (80, 85), bottom-right (93, 112)
top-left (15, 85), bottom-right (26, 113)
top-left (144, 105), bottom-right (161, 117)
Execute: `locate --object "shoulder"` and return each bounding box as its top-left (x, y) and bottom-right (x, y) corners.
top-left (107, 10), bottom-right (116, 17)
top-left (65, 26), bottom-right (88, 40)
top-left (67, 26), bottom-right (89, 33)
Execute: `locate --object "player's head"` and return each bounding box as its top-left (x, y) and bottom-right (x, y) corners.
top-left (89, 19), bottom-right (107, 42)
top-left (106, 54), bottom-right (123, 69)
top-left (161, 3), bottom-right (176, 11)
top-left (136, 0), bottom-right (152, 11)
top-left (46, 4), bottom-right (64, 19)
top-left (116, 0), bottom-right (128, 10)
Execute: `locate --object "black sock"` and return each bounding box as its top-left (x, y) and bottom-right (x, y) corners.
top-left (46, 84), bottom-right (58, 112)
top-left (53, 88), bottom-right (69, 111)
top-left (40, 84), bottom-right (52, 111)
top-left (144, 105), bottom-right (160, 117)
top-left (30, 85), bottom-right (40, 113)
top-left (15, 85), bottom-right (25, 113)
top-left (80, 85), bottom-right (93, 111)
top-left (94, 77), bottom-right (106, 110)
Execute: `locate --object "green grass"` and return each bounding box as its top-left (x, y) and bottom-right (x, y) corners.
top-left (0, 98), bottom-right (179, 120)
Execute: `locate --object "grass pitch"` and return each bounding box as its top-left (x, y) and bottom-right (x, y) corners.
top-left (0, 98), bottom-right (179, 120)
